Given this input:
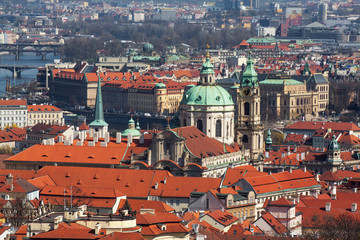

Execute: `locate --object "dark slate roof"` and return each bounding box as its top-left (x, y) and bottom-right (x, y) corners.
top-left (307, 73), bottom-right (328, 84)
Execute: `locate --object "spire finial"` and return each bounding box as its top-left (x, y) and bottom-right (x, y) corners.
top-left (166, 117), bottom-right (171, 130)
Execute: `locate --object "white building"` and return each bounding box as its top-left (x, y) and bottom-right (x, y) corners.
top-left (0, 99), bottom-right (28, 129)
top-left (256, 26), bottom-right (276, 37)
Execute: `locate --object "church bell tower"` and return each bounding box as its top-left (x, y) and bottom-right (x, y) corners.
top-left (235, 53), bottom-right (264, 167)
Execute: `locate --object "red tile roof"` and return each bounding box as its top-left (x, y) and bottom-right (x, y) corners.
top-left (34, 166), bottom-right (172, 199)
top-left (205, 209), bottom-right (238, 226)
top-left (268, 197), bottom-right (295, 207)
top-left (118, 199), bottom-right (174, 213)
top-left (171, 126), bottom-right (241, 158)
top-left (259, 211), bottom-right (288, 234)
top-left (99, 232), bottom-right (145, 240)
top-left (0, 99), bottom-right (27, 106)
top-left (28, 105), bottom-right (62, 112)
top-left (222, 165), bottom-right (267, 187)
top-left (285, 121), bottom-right (360, 132)
top-left (149, 176), bottom-right (221, 198)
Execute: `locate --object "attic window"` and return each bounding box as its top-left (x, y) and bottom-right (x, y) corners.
top-left (88, 154), bottom-right (94, 159)
top-left (140, 178), bottom-right (144, 182)
top-left (65, 153), bottom-right (71, 158)
top-left (93, 174), bottom-right (99, 179)
top-left (116, 176), bottom-right (121, 181)
top-left (77, 179), bottom-right (83, 185)
top-left (111, 156), bottom-right (118, 159)
top-left (65, 173), bottom-right (70, 177)
top-left (42, 154), bottom-right (48, 157)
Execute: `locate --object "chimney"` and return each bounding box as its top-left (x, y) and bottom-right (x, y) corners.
top-left (88, 142), bottom-right (95, 147)
top-left (76, 141), bottom-right (83, 146)
top-left (265, 152), bottom-right (269, 159)
top-left (42, 139), bottom-right (47, 145)
top-left (116, 132), bottom-right (122, 144)
top-left (10, 184), bottom-right (14, 191)
top-left (325, 202), bottom-right (331, 212)
top-left (352, 203), bottom-right (357, 212)
top-left (353, 188), bottom-right (357, 193)
top-left (100, 142), bottom-right (107, 147)
top-left (127, 133), bottom-right (133, 146)
top-left (154, 182), bottom-right (158, 190)
top-left (6, 173), bottom-right (13, 185)
top-left (296, 153), bottom-right (299, 160)
top-left (163, 177), bottom-right (167, 184)
top-left (104, 132), bottom-right (110, 143)
top-left (94, 223), bottom-right (101, 235)
top-left (58, 135), bottom-right (64, 143)
top-left (139, 133), bottom-right (145, 144)
top-left (93, 132), bottom-right (98, 143)
top-left (53, 215), bottom-right (63, 229)
top-left (303, 166), bottom-right (306, 172)
top-left (331, 186), bottom-right (337, 200)
top-left (289, 168), bottom-right (292, 173)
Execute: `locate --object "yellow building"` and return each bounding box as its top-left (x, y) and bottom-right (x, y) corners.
top-left (259, 74), bottom-right (329, 121)
top-left (27, 104), bottom-right (64, 127)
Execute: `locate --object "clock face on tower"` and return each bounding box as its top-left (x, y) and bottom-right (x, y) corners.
top-left (243, 88), bottom-right (251, 96)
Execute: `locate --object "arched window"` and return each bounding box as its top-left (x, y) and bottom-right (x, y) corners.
top-left (197, 119), bottom-right (203, 132)
top-left (216, 120), bottom-right (222, 137)
top-left (164, 142), bottom-right (170, 154)
top-left (244, 102), bottom-right (250, 115)
top-left (242, 135), bottom-right (248, 143)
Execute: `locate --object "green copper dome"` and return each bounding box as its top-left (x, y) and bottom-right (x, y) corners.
top-left (181, 85), bottom-right (234, 106)
top-left (200, 54), bottom-right (215, 75)
top-left (328, 135), bottom-right (340, 151)
top-left (266, 129), bottom-right (272, 145)
top-left (143, 43), bottom-right (154, 53)
top-left (241, 52), bottom-right (258, 87)
top-left (122, 117), bottom-right (140, 137)
top-left (155, 82), bottom-right (166, 89)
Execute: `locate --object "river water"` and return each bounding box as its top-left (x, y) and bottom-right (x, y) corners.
top-left (0, 52), bottom-right (58, 96)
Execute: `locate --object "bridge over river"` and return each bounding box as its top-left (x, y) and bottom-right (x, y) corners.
top-left (0, 65), bottom-right (38, 78)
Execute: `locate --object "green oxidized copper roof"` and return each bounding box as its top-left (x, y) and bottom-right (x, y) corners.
top-left (200, 54), bottom-right (215, 75)
top-left (260, 79), bottom-right (303, 85)
top-left (89, 75), bottom-right (108, 127)
top-left (266, 129), bottom-right (272, 145)
top-left (180, 85), bottom-right (234, 106)
top-left (328, 135), bottom-right (341, 151)
top-left (136, 121), bottom-right (141, 130)
top-left (155, 82), bottom-right (166, 89)
top-left (122, 117), bottom-right (140, 137)
top-left (241, 53), bottom-right (258, 87)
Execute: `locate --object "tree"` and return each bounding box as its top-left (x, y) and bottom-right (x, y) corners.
top-left (304, 213), bottom-right (360, 240)
top-left (5, 196), bottom-right (32, 226)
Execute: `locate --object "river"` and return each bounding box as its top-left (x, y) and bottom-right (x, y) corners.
top-left (0, 52), bottom-right (58, 96)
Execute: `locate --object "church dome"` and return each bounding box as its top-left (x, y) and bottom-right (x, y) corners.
top-left (122, 117), bottom-right (141, 137)
top-left (328, 135), bottom-right (340, 151)
top-left (143, 43), bottom-right (154, 53)
top-left (155, 82), bottom-right (166, 89)
top-left (181, 85), bottom-right (234, 106)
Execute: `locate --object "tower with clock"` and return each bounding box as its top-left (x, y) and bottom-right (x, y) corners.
top-left (235, 52), bottom-right (264, 169)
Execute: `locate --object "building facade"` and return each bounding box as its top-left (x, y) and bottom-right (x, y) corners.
top-left (0, 99), bottom-right (28, 129)
top-left (27, 104), bottom-right (64, 127)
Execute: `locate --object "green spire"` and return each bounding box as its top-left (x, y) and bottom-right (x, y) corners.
top-left (241, 52), bottom-right (258, 87)
top-left (266, 129), bottom-right (272, 145)
top-left (200, 52), bottom-right (215, 75)
top-left (89, 74), bottom-right (108, 127)
top-left (303, 62), bottom-right (310, 75)
top-left (136, 120), bottom-right (141, 130)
